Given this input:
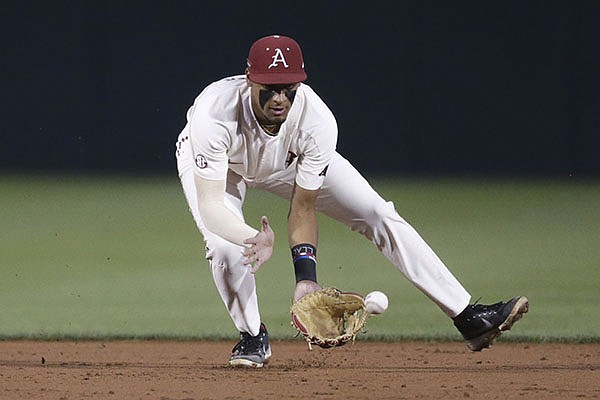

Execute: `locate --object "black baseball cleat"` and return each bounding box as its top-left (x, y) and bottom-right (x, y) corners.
top-left (228, 322), bottom-right (271, 368)
top-left (453, 296), bottom-right (529, 351)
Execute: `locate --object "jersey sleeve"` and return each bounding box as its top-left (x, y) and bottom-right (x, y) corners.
top-left (187, 93), bottom-right (231, 181)
top-left (295, 91), bottom-right (338, 191)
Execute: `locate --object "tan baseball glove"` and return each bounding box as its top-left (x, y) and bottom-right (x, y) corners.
top-left (290, 287), bottom-right (369, 349)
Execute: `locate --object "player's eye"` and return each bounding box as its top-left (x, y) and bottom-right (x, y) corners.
top-left (258, 84), bottom-right (298, 107)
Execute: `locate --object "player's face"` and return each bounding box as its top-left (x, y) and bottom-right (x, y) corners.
top-left (249, 81), bottom-right (299, 129)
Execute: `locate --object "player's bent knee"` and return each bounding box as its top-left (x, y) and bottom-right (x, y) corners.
top-left (366, 200), bottom-right (400, 227)
top-left (206, 242), bottom-right (246, 272)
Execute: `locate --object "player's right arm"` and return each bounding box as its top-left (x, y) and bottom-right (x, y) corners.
top-left (193, 175), bottom-right (274, 272)
top-left (188, 81), bottom-right (274, 271)
top-left (193, 175), bottom-right (258, 244)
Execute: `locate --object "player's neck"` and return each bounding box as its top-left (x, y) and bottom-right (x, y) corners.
top-left (259, 122), bottom-right (281, 136)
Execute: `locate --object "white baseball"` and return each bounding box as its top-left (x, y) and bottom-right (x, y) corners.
top-left (365, 291), bottom-right (389, 314)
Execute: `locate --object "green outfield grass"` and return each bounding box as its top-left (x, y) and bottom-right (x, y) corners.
top-left (1, 173), bottom-right (599, 343)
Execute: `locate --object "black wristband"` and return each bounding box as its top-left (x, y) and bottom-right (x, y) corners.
top-left (291, 243), bottom-right (317, 283)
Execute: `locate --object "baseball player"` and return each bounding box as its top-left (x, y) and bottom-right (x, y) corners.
top-left (175, 35), bottom-right (528, 367)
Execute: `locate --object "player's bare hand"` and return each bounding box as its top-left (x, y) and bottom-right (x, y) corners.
top-left (243, 216), bottom-right (275, 273)
top-left (293, 280), bottom-right (322, 302)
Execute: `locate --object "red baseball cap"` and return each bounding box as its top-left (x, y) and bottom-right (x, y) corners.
top-left (246, 35), bottom-right (308, 84)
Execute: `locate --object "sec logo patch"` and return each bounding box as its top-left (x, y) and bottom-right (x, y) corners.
top-left (195, 154), bottom-right (208, 169)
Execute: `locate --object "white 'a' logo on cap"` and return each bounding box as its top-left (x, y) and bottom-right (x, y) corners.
top-left (268, 47), bottom-right (289, 69)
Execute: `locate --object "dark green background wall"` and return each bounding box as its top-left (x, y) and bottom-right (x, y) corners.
top-left (3, 2), bottom-right (599, 176)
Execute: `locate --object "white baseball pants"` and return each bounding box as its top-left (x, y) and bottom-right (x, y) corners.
top-left (177, 144), bottom-right (471, 336)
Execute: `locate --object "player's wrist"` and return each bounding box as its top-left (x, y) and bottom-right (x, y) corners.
top-left (291, 243), bottom-right (317, 283)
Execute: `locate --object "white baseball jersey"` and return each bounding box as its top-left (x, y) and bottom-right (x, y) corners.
top-left (182, 75), bottom-right (338, 190)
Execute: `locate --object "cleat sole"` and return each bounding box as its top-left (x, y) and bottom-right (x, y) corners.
top-left (228, 358), bottom-right (264, 368)
top-left (498, 296), bottom-right (529, 332)
top-left (228, 347), bottom-right (271, 368)
top-left (466, 296), bottom-right (529, 352)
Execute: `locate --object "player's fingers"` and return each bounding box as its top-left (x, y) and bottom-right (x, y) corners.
top-left (242, 246), bottom-right (254, 257)
top-left (241, 246), bottom-right (254, 262)
top-left (250, 264), bottom-right (259, 273)
top-left (251, 258), bottom-right (264, 273)
top-left (261, 216), bottom-right (270, 231)
top-left (243, 230), bottom-right (265, 246)
top-left (244, 247), bottom-right (259, 264)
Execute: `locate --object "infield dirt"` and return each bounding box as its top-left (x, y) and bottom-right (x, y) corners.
top-left (0, 341), bottom-right (598, 399)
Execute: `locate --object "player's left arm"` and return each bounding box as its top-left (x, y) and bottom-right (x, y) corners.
top-left (288, 183), bottom-right (322, 301)
top-left (289, 88), bottom-right (337, 300)
top-left (288, 183), bottom-right (318, 247)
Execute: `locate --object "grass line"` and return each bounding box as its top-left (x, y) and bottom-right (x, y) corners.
top-left (1, 333), bottom-right (598, 344)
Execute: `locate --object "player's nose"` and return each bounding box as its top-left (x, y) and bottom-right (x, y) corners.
top-left (272, 90), bottom-right (286, 101)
